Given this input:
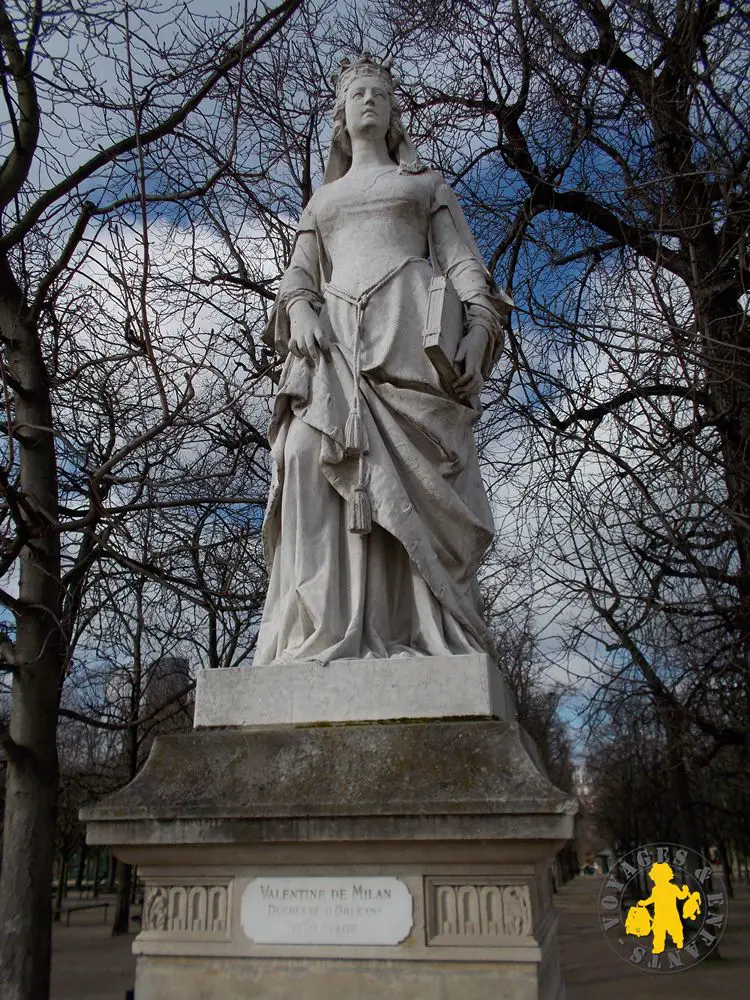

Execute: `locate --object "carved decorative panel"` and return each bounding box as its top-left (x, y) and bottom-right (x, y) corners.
top-left (142, 883), bottom-right (230, 937)
top-left (425, 879), bottom-right (533, 945)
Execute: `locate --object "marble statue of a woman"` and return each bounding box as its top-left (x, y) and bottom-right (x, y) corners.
top-left (255, 54), bottom-right (512, 665)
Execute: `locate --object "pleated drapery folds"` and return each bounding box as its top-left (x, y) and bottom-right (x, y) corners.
top-left (255, 168), bottom-right (511, 665)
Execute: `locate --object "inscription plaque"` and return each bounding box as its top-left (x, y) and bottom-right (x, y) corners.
top-left (241, 876), bottom-right (413, 945)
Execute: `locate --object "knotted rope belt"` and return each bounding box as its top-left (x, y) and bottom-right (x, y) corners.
top-left (324, 257), bottom-right (425, 535)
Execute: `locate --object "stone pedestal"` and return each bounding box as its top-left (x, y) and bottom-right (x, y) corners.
top-left (83, 666), bottom-right (576, 1000)
top-left (194, 653), bottom-right (515, 727)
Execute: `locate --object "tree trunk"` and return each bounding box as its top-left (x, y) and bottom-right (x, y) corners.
top-left (716, 838), bottom-right (734, 900)
top-left (106, 851), bottom-right (117, 893)
top-left (110, 593), bottom-right (143, 936)
top-left (52, 854), bottom-right (67, 923)
top-left (0, 266), bottom-right (65, 1000)
top-left (75, 842), bottom-right (87, 891)
top-left (111, 860), bottom-right (133, 936)
top-left (665, 730), bottom-right (700, 850)
top-left (92, 847), bottom-right (102, 898)
top-left (0, 722), bottom-right (59, 1000)
top-left (208, 607), bottom-right (219, 670)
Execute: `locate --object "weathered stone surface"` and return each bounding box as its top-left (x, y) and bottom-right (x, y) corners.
top-left (82, 719), bottom-right (573, 1000)
top-left (194, 653), bottom-right (516, 728)
top-left (82, 720), bottom-right (574, 844)
top-left (135, 955), bottom-right (560, 1000)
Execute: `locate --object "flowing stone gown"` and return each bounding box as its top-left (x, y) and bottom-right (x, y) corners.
top-left (256, 165), bottom-right (508, 664)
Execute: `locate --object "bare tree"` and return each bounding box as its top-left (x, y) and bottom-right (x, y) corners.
top-left (489, 609), bottom-right (574, 789)
top-left (374, 0), bottom-right (750, 843)
top-left (0, 3), bottom-right (301, 997)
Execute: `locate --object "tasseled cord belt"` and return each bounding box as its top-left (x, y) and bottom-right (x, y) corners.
top-left (325, 257), bottom-right (424, 536)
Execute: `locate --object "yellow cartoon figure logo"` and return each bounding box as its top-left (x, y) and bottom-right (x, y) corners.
top-left (624, 862), bottom-right (702, 953)
top-left (598, 843), bottom-right (728, 973)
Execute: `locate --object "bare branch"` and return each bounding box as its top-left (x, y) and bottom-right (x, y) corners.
top-left (0, 0), bottom-right (302, 249)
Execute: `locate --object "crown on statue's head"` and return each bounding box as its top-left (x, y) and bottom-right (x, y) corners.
top-left (331, 52), bottom-right (398, 98)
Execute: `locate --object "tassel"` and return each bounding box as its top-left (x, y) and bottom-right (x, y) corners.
top-left (344, 410), bottom-right (368, 458)
top-left (348, 484), bottom-right (372, 535)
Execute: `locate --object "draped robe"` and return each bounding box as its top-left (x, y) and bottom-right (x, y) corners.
top-left (255, 166), bottom-right (510, 664)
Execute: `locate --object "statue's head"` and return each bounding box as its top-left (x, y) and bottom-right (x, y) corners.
top-left (330, 53), bottom-right (407, 163)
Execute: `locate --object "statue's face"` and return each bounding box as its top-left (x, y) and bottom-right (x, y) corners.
top-left (344, 74), bottom-right (391, 142)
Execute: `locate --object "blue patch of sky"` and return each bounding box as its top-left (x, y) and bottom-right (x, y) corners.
top-left (557, 696), bottom-right (590, 758)
top-left (0, 607), bottom-right (14, 638)
top-left (449, 122), bottom-right (660, 411)
top-left (212, 501), bottom-right (265, 530)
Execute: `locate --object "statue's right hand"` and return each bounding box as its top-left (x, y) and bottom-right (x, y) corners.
top-left (288, 300), bottom-right (331, 365)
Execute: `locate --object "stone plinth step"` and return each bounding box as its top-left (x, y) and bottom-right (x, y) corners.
top-left (193, 653), bottom-right (515, 729)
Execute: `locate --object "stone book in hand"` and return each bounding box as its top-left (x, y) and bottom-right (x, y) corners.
top-left (423, 275), bottom-right (464, 395)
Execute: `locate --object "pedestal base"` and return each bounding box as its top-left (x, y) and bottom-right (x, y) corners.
top-left (134, 906), bottom-right (563, 1000)
top-left (83, 720), bottom-right (574, 1000)
top-left (194, 653), bottom-right (515, 727)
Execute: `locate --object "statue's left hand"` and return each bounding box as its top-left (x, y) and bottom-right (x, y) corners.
top-left (453, 326), bottom-right (489, 397)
